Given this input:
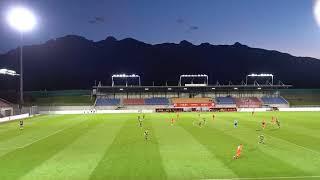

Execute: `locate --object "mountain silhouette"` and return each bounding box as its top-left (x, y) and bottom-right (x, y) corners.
top-left (0, 35), bottom-right (320, 90)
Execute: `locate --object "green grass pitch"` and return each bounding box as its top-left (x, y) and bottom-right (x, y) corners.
top-left (0, 112), bottom-right (320, 180)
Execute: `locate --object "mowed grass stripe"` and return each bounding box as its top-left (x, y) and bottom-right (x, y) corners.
top-left (250, 113), bottom-right (320, 152)
top-left (273, 112), bottom-right (320, 131)
top-left (0, 115), bottom-right (69, 141)
top-left (89, 114), bottom-right (167, 180)
top-left (20, 114), bottom-right (126, 180)
top-left (177, 113), bottom-right (306, 178)
top-left (151, 114), bottom-right (237, 179)
top-left (271, 112), bottom-right (320, 137)
top-left (0, 115), bottom-right (86, 157)
top-left (223, 113), bottom-right (320, 174)
top-left (0, 115), bottom-right (100, 180)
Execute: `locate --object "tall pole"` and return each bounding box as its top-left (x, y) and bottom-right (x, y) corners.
top-left (20, 32), bottom-right (24, 111)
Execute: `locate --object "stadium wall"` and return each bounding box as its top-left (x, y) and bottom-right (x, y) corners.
top-left (278, 107), bottom-right (320, 112)
top-left (0, 113), bottom-right (30, 123)
top-left (39, 107), bottom-right (320, 114)
top-left (40, 109), bottom-right (153, 114)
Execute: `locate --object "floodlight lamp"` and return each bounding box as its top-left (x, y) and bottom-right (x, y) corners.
top-left (0, 68), bottom-right (19, 76)
top-left (7, 7), bottom-right (36, 32)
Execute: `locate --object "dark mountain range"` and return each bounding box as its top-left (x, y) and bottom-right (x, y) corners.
top-left (0, 35), bottom-right (320, 91)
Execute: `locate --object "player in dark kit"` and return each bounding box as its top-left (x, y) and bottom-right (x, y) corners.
top-left (19, 119), bottom-right (24, 130)
top-left (144, 130), bottom-right (149, 141)
top-left (262, 119), bottom-right (266, 130)
top-left (203, 118), bottom-right (206, 126)
top-left (198, 121), bottom-right (202, 128)
top-left (234, 120), bottom-right (238, 128)
top-left (276, 118), bottom-right (281, 128)
top-left (259, 134), bottom-right (265, 144)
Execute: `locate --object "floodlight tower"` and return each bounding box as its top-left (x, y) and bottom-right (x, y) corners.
top-left (6, 6), bottom-right (37, 107)
top-left (111, 74), bottom-right (141, 87)
top-left (246, 73), bottom-right (274, 85)
top-left (179, 74), bottom-right (208, 86)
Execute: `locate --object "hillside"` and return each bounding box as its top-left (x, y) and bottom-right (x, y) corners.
top-left (1, 35), bottom-right (320, 90)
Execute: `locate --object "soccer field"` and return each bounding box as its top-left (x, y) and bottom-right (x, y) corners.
top-left (0, 112), bottom-right (319, 180)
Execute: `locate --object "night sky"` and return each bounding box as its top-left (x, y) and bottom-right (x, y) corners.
top-left (1, 0), bottom-right (320, 58)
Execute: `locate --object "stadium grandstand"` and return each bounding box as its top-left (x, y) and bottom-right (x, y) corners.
top-left (93, 73), bottom-right (291, 111)
top-left (0, 98), bottom-right (13, 117)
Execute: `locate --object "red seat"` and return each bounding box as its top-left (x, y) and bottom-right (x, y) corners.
top-left (123, 98), bottom-right (145, 105)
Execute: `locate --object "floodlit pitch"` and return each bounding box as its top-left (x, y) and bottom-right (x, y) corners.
top-left (0, 112), bottom-right (319, 180)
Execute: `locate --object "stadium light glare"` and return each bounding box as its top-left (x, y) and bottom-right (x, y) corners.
top-left (257, 87), bottom-right (262, 90)
top-left (0, 68), bottom-right (19, 76)
top-left (248, 73), bottom-right (273, 77)
top-left (211, 87), bottom-right (215, 90)
top-left (234, 87), bottom-right (238, 90)
top-left (180, 74), bottom-right (208, 77)
top-left (7, 7), bottom-right (36, 32)
top-left (112, 74), bottom-right (140, 78)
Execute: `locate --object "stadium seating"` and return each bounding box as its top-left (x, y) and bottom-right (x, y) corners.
top-left (215, 97), bottom-right (236, 105)
top-left (0, 99), bottom-right (10, 108)
top-left (95, 98), bottom-right (120, 106)
top-left (235, 97), bottom-right (262, 108)
top-left (260, 97), bottom-right (288, 105)
top-left (144, 98), bottom-right (169, 105)
top-left (171, 98), bottom-right (212, 104)
top-left (123, 98), bottom-right (145, 105)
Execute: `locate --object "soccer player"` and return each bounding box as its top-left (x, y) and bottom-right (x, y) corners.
top-left (171, 118), bottom-right (175, 126)
top-left (19, 119), bottom-right (24, 130)
top-left (176, 113), bottom-right (180, 120)
top-left (139, 119), bottom-right (143, 128)
top-left (212, 114), bottom-right (215, 121)
top-left (271, 116), bottom-right (275, 125)
top-left (144, 130), bottom-right (149, 141)
top-left (252, 110), bottom-right (255, 116)
top-left (198, 120), bottom-right (203, 128)
top-left (259, 134), bottom-right (265, 144)
top-left (262, 119), bottom-right (266, 130)
top-left (233, 144), bottom-right (243, 159)
top-left (142, 113), bottom-right (145, 120)
top-left (203, 118), bottom-right (207, 126)
top-left (276, 118), bottom-right (281, 128)
top-left (234, 120), bottom-right (238, 128)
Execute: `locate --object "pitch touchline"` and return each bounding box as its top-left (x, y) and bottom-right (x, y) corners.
top-left (204, 175), bottom-right (320, 180)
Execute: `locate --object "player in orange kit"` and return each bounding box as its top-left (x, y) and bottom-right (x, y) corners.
top-left (233, 144), bottom-right (243, 159)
